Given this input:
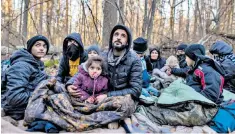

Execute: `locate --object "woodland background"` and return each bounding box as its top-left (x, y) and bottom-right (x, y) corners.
top-left (1, 0), bottom-right (235, 56)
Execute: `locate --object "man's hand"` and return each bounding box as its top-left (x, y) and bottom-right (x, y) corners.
top-left (95, 94), bottom-right (107, 103)
top-left (67, 85), bottom-right (80, 97)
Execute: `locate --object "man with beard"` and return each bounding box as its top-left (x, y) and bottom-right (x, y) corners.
top-left (66, 25), bottom-right (142, 129)
top-left (166, 43), bottom-right (190, 78)
top-left (57, 33), bottom-right (87, 84)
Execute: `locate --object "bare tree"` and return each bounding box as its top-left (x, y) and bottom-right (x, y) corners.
top-left (102, 0), bottom-right (118, 48)
top-left (147, 0), bottom-right (157, 43)
top-left (23, 0), bottom-right (29, 42)
top-left (118, 0), bottom-right (124, 24)
top-left (39, 0), bottom-right (43, 34)
top-left (142, 0), bottom-right (148, 37)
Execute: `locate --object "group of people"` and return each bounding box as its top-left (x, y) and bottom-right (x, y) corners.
top-left (1, 24), bottom-right (235, 132)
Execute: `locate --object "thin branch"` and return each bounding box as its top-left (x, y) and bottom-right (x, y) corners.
top-left (104, 0), bottom-right (131, 26)
top-left (29, 11), bottom-right (39, 34)
top-left (3, 0), bottom-right (51, 27)
top-left (85, 1), bottom-right (101, 42)
top-left (114, 1), bottom-right (124, 24)
top-left (173, 0), bottom-right (186, 8)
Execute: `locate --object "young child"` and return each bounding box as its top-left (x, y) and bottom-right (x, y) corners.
top-left (73, 56), bottom-right (108, 104)
top-left (133, 37), bottom-right (160, 97)
top-left (185, 44), bottom-right (225, 104)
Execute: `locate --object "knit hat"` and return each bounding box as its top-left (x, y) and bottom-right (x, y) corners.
top-left (27, 35), bottom-right (50, 54)
top-left (185, 44), bottom-right (205, 61)
top-left (87, 45), bottom-right (100, 55)
top-left (177, 43), bottom-right (188, 51)
top-left (133, 37), bottom-right (148, 54)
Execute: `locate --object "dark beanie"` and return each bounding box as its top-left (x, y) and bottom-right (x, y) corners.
top-left (177, 43), bottom-right (188, 50)
top-left (87, 45), bottom-right (100, 55)
top-left (185, 44), bottom-right (205, 61)
top-left (133, 37), bottom-right (148, 54)
top-left (27, 35), bottom-right (50, 54)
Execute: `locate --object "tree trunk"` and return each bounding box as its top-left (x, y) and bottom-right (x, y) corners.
top-left (170, 0), bottom-right (176, 40)
top-left (39, 0), bottom-right (43, 34)
top-left (19, 0), bottom-right (23, 35)
top-left (65, 0), bottom-right (69, 35)
top-left (178, 3), bottom-right (183, 40)
top-left (142, 0), bottom-right (148, 37)
top-left (23, 0), bottom-right (29, 42)
top-left (118, 0), bottom-right (124, 24)
top-left (193, 0), bottom-right (198, 40)
top-left (102, 0), bottom-right (118, 48)
top-left (136, 0), bottom-right (140, 36)
top-left (147, 0), bottom-right (157, 44)
top-left (186, 0), bottom-right (190, 41)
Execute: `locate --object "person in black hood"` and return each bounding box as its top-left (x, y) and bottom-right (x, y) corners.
top-left (65, 25), bottom-right (142, 129)
top-left (1, 35), bottom-right (49, 120)
top-left (146, 47), bottom-right (166, 73)
top-left (167, 43), bottom-right (190, 78)
top-left (209, 40), bottom-right (235, 93)
top-left (185, 44), bottom-right (225, 104)
top-left (56, 33), bottom-right (87, 84)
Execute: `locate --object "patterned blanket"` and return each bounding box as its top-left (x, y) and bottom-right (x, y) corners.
top-left (24, 80), bottom-right (135, 132)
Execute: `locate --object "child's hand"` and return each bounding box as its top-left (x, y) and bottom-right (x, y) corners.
top-left (47, 77), bottom-right (57, 87)
top-left (85, 96), bottom-right (95, 104)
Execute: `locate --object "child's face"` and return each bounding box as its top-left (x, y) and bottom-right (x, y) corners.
top-left (186, 56), bottom-right (195, 67)
top-left (88, 62), bottom-right (102, 78)
top-left (88, 50), bottom-right (98, 58)
top-left (31, 40), bottom-right (47, 59)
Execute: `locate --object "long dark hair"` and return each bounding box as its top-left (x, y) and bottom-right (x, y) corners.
top-left (85, 56), bottom-right (108, 76)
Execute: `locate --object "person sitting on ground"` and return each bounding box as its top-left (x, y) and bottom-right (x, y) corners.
top-left (209, 40), bottom-right (235, 93)
top-left (166, 43), bottom-right (190, 78)
top-left (56, 33), bottom-right (87, 84)
top-left (146, 47), bottom-right (166, 73)
top-left (1, 35), bottom-right (50, 120)
top-left (185, 44), bottom-right (225, 104)
top-left (133, 37), bottom-right (160, 97)
top-left (66, 24), bottom-right (142, 129)
top-left (72, 56), bottom-right (108, 104)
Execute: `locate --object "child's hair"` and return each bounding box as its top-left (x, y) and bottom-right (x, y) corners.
top-left (86, 56), bottom-right (107, 76)
top-left (165, 55), bottom-right (179, 68)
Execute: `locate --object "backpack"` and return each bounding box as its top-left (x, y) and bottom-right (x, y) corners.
top-left (209, 100), bottom-right (235, 133)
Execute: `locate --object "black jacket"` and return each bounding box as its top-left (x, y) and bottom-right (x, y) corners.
top-left (56, 33), bottom-right (87, 84)
top-left (209, 41), bottom-right (235, 93)
top-left (104, 25), bottom-right (142, 99)
top-left (186, 56), bottom-right (225, 104)
top-left (1, 49), bottom-right (48, 120)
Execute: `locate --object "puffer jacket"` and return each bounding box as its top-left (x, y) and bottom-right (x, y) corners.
top-left (186, 56), bottom-right (225, 104)
top-left (56, 33), bottom-right (87, 84)
top-left (1, 49), bottom-right (48, 120)
top-left (73, 65), bottom-right (109, 101)
top-left (209, 41), bottom-right (235, 93)
top-left (103, 25), bottom-right (142, 99)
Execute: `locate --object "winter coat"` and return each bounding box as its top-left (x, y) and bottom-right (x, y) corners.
top-left (146, 53), bottom-right (166, 72)
top-left (171, 66), bottom-right (190, 78)
top-left (57, 33), bottom-right (87, 84)
top-left (73, 65), bottom-right (108, 101)
top-left (103, 25), bottom-right (142, 99)
top-left (1, 49), bottom-right (48, 120)
top-left (209, 41), bottom-right (235, 93)
top-left (186, 56), bottom-right (225, 104)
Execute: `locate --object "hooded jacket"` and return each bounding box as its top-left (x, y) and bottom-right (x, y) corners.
top-left (73, 65), bottom-right (108, 101)
top-left (57, 33), bottom-right (87, 83)
top-left (209, 41), bottom-right (235, 93)
top-left (102, 25), bottom-right (142, 99)
top-left (1, 49), bottom-right (48, 120)
top-left (186, 55), bottom-right (225, 104)
top-left (146, 47), bottom-right (166, 72)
